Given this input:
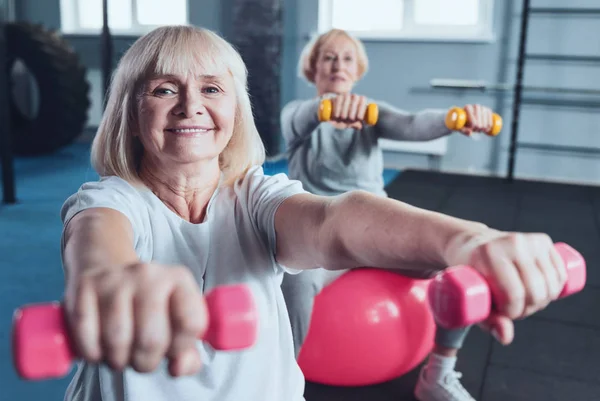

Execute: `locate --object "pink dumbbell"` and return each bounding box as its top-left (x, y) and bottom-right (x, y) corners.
top-left (428, 242), bottom-right (586, 329)
top-left (12, 284), bottom-right (258, 381)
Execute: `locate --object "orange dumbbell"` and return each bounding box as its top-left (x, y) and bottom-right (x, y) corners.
top-left (318, 98), bottom-right (379, 126)
top-left (445, 106), bottom-right (503, 136)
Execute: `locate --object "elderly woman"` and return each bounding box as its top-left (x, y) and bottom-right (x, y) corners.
top-left (60, 25), bottom-right (565, 401)
top-left (280, 28), bottom-right (504, 401)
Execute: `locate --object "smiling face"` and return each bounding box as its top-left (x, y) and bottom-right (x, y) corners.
top-left (314, 35), bottom-right (360, 95)
top-left (136, 70), bottom-right (237, 169)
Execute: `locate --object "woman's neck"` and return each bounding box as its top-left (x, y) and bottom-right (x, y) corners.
top-left (139, 158), bottom-right (221, 224)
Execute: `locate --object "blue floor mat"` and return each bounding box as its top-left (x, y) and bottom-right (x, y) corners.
top-left (263, 159), bottom-right (400, 186)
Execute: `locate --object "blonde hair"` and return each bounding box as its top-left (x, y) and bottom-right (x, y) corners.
top-left (91, 25), bottom-right (265, 186)
top-left (298, 29), bottom-right (369, 84)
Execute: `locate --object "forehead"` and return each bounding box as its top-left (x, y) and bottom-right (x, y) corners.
top-left (320, 36), bottom-right (357, 55)
top-left (148, 39), bottom-right (233, 82)
top-left (146, 72), bottom-right (231, 84)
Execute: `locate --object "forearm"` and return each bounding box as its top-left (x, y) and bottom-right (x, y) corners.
top-left (321, 191), bottom-right (487, 273)
top-left (63, 208), bottom-right (139, 283)
top-left (376, 102), bottom-right (452, 141)
top-left (281, 98), bottom-right (322, 145)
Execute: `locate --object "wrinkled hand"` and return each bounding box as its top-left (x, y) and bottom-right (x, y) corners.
top-left (64, 262), bottom-right (208, 377)
top-left (461, 104), bottom-right (494, 136)
top-left (444, 229), bottom-right (567, 344)
top-left (327, 93), bottom-right (368, 130)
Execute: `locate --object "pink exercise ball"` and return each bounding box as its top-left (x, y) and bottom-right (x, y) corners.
top-left (297, 268), bottom-right (435, 386)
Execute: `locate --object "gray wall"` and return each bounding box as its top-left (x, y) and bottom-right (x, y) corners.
top-left (12, 0), bottom-right (600, 185)
top-left (14, 0), bottom-right (225, 130)
top-left (287, 0), bottom-right (600, 184)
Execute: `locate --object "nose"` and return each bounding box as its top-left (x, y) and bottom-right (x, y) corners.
top-left (331, 58), bottom-right (340, 71)
top-left (174, 89), bottom-right (205, 118)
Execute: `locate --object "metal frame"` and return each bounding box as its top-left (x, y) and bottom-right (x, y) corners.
top-left (0, 7), bottom-right (16, 204)
top-left (101, 0), bottom-right (112, 108)
top-left (430, 78), bottom-right (600, 96)
top-left (506, 0), bottom-right (531, 181)
top-left (529, 7), bottom-right (600, 15)
top-left (430, 4), bottom-right (600, 181)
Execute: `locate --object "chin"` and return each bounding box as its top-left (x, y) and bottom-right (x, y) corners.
top-left (327, 85), bottom-right (351, 95)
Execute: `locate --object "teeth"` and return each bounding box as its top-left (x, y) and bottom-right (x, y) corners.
top-left (171, 128), bottom-right (210, 133)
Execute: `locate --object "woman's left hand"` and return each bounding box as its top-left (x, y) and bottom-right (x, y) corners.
top-left (443, 228), bottom-right (567, 345)
top-left (461, 104), bottom-right (494, 136)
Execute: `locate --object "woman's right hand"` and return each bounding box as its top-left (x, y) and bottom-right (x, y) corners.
top-left (63, 262), bottom-right (208, 377)
top-left (327, 93), bottom-right (368, 129)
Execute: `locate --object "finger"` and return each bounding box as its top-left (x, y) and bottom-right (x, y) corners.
top-left (515, 251), bottom-right (549, 318)
top-left (533, 239), bottom-right (563, 301)
top-left (333, 96), bottom-right (343, 120)
top-left (473, 104), bottom-right (483, 131)
top-left (464, 104), bottom-right (476, 129)
top-left (549, 243), bottom-right (568, 290)
top-left (65, 279), bottom-right (101, 362)
top-left (98, 284), bottom-right (134, 370)
top-left (340, 94), bottom-right (351, 121)
top-left (168, 347), bottom-right (202, 378)
top-left (166, 270), bottom-right (207, 376)
top-left (348, 94), bottom-right (360, 121)
top-left (357, 96), bottom-right (367, 122)
top-left (484, 107), bottom-right (493, 132)
top-left (475, 246), bottom-right (526, 320)
top-left (131, 284), bottom-right (171, 373)
top-left (480, 314), bottom-right (514, 345)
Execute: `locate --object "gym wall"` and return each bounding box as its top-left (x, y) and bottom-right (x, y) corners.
top-left (12, 0), bottom-right (600, 185)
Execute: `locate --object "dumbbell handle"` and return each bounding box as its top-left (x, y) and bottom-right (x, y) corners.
top-left (445, 106), bottom-right (503, 136)
top-left (318, 98), bottom-right (379, 125)
top-left (429, 242), bottom-right (586, 329)
top-left (12, 284), bottom-right (257, 381)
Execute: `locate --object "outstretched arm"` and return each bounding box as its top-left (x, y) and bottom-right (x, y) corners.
top-left (375, 101), bottom-right (452, 141)
top-left (280, 98), bottom-right (323, 149)
top-left (273, 190), bottom-right (567, 344)
top-left (274, 190), bottom-right (485, 273)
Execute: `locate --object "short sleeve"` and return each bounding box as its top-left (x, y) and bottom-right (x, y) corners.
top-left (60, 176), bottom-right (147, 247)
top-left (234, 166), bottom-right (307, 274)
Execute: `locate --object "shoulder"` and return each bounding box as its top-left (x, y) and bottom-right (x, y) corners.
top-left (281, 99), bottom-right (306, 116)
top-left (231, 166), bottom-right (306, 205)
top-left (61, 175), bottom-right (148, 227)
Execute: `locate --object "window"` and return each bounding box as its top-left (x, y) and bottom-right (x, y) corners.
top-left (60, 0), bottom-right (188, 35)
top-left (318, 0), bottom-right (494, 42)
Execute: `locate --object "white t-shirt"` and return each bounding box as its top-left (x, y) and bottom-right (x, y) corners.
top-left (60, 166), bottom-right (307, 401)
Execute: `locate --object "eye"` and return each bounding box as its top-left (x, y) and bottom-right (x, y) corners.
top-left (344, 56), bottom-right (353, 62)
top-left (153, 87), bottom-right (177, 96)
top-left (202, 85), bottom-right (220, 94)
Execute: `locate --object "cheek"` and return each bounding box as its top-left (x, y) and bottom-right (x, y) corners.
top-left (215, 99), bottom-right (237, 132)
top-left (315, 62), bottom-right (328, 78)
top-left (348, 62), bottom-right (359, 78)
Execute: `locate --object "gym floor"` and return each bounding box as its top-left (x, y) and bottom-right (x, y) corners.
top-left (307, 170), bottom-right (600, 401)
top-left (1, 144), bottom-right (599, 400)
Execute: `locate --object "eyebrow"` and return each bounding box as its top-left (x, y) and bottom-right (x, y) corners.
top-left (322, 49), bottom-right (354, 55)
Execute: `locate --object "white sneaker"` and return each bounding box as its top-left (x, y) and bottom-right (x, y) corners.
top-left (414, 367), bottom-right (476, 401)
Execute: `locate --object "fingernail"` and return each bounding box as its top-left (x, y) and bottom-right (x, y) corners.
top-left (491, 327), bottom-right (501, 343)
top-left (177, 352), bottom-right (193, 375)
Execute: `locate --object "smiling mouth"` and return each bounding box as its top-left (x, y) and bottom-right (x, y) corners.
top-left (166, 128), bottom-right (214, 135)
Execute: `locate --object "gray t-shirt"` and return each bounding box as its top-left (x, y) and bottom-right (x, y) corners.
top-left (60, 166), bottom-right (307, 401)
top-left (281, 97), bottom-right (451, 197)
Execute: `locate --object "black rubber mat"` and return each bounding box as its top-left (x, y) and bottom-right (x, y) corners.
top-left (305, 169), bottom-right (600, 401)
